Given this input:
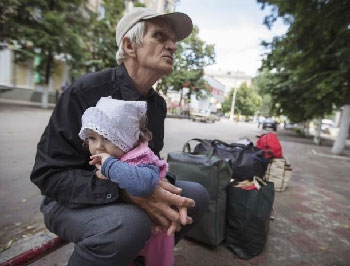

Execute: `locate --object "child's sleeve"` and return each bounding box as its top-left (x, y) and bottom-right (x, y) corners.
top-left (101, 157), bottom-right (159, 196)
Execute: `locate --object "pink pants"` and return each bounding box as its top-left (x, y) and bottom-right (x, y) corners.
top-left (129, 231), bottom-right (174, 266)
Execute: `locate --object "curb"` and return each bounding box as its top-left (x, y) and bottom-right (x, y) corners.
top-left (311, 149), bottom-right (350, 160)
top-left (0, 233), bottom-right (67, 266)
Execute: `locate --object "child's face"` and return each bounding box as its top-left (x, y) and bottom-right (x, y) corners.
top-left (86, 129), bottom-right (125, 159)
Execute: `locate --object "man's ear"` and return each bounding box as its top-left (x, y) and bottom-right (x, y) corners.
top-left (122, 37), bottom-right (137, 58)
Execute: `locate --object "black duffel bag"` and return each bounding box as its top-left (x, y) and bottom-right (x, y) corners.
top-left (194, 139), bottom-right (268, 180)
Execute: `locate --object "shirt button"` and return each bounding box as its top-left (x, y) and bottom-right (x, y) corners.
top-left (106, 193), bottom-right (112, 199)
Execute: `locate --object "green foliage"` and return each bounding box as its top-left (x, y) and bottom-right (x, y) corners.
top-left (133, 1), bottom-right (146, 8)
top-left (156, 25), bottom-right (216, 95)
top-left (252, 69), bottom-right (276, 117)
top-left (86, 0), bottom-right (124, 71)
top-left (235, 83), bottom-right (262, 115)
top-left (1, 0), bottom-right (125, 82)
top-left (1, 0), bottom-right (92, 84)
top-left (221, 90), bottom-right (232, 114)
top-left (257, 0), bottom-right (350, 123)
top-left (222, 83), bottom-right (262, 116)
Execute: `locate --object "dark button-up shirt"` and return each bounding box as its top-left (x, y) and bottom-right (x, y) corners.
top-left (30, 65), bottom-right (167, 208)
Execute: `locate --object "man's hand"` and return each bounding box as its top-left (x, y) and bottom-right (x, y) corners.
top-left (120, 179), bottom-right (195, 230)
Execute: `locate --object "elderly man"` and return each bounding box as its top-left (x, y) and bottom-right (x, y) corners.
top-left (30, 7), bottom-right (209, 266)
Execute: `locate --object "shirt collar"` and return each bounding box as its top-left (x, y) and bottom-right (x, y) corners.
top-left (115, 65), bottom-right (157, 101)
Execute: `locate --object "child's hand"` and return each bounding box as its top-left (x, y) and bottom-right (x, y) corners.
top-left (95, 170), bottom-right (108, 180)
top-left (89, 153), bottom-right (111, 169)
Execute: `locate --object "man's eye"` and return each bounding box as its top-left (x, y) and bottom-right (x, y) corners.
top-left (154, 32), bottom-right (165, 41)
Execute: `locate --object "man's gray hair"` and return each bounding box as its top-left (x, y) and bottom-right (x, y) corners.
top-left (116, 21), bottom-right (146, 65)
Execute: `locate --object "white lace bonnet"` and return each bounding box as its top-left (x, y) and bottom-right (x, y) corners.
top-left (78, 96), bottom-right (147, 152)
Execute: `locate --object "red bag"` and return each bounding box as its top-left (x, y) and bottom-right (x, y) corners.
top-left (256, 133), bottom-right (282, 159)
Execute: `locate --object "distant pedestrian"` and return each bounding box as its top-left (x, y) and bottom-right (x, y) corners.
top-left (258, 116), bottom-right (265, 128)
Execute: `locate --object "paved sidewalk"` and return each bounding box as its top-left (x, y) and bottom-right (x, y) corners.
top-left (24, 130), bottom-right (350, 266)
top-left (0, 99), bottom-right (348, 266)
top-left (173, 130), bottom-right (350, 266)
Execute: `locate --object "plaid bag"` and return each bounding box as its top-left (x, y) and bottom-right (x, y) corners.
top-left (167, 139), bottom-right (232, 246)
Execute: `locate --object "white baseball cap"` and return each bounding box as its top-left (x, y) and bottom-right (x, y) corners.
top-left (116, 7), bottom-right (193, 47)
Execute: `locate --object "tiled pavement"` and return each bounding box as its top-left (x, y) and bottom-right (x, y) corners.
top-left (172, 131), bottom-right (350, 266)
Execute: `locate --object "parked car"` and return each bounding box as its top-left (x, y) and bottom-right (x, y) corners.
top-left (321, 119), bottom-right (334, 133)
top-left (191, 110), bottom-right (219, 123)
top-left (262, 118), bottom-right (278, 131)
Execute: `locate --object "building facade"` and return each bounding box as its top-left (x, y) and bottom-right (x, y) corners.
top-left (205, 69), bottom-right (252, 96)
top-left (0, 0), bottom-right (174, 96)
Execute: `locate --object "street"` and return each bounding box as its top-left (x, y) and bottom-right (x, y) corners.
top-left (0, 103), bottom-right (51, 250)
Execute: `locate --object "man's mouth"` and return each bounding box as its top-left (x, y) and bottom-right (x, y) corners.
top-left (163, 55), bottom-right (174, 62)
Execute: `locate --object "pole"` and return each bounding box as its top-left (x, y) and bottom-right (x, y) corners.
top-left (230, 87), bottom-right (237, 121)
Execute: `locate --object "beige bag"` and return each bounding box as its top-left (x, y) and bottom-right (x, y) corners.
top-left (265, 157), bottom-right (292, 192)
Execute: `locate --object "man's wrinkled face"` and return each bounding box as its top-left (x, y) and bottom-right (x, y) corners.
top-left (136, 18), bottom-right (177, 75)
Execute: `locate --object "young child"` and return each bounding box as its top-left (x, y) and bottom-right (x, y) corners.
top-left (78, 96), bottom-right (174, 266)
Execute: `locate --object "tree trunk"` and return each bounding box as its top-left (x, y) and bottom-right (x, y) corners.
top-left (331, 104), bottom-right (350, 154)
top-left (45, 50), bottom-right (53, 85)
top-left (179, 88), bottom-right (183, 107)
top-left (41, 50), bottom-right (53, 108)
top-left (313, 117), bottom-right (322, 145)
top-left (304, 120), bottom-right (310, 136)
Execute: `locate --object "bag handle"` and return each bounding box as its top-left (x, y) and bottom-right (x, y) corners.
top-left (182, 139), bottom-right (217, 159)
top-left (182, 138), bottom-right (209, 153)
top-left (254, 176), bottom-right (267, 186)
top-left (211, 139), bottom-right (247, 149)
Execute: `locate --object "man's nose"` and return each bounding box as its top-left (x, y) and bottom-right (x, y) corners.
top-left (166, 39), bottom-right (177, 52)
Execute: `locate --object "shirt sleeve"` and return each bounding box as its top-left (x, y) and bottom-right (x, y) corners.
top-left (30, 86), bottom-right (120, 208)
top-left (101, 157), bottom-right (160, 197)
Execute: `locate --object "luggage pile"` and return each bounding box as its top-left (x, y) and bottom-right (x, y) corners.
top-left (256, 133), bottom-right (292, 192)
top-left (167, 133), bottom-right (292, 259)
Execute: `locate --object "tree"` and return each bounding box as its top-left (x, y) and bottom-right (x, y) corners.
top-left (1, 0), bottom-right (92, 84)
top-left (252, 69), bottom-right (275, 117)
top-left (222, 83), bottom-right (262, 117)
top-left (235, 83), bottom-right (263, 116)
top-left (258, 0), bottom-right (350, 154)
top-left (85, 0), bottom-right (124, 71)
top-left (156, 25), bottom-right (215, 98)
